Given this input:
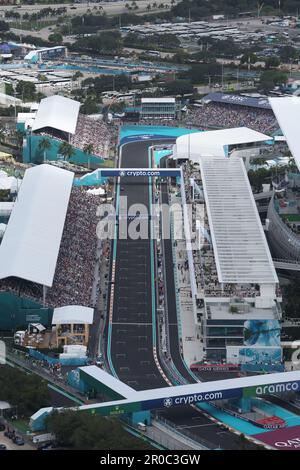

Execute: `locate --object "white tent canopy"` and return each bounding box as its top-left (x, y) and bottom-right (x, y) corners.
top-left (0, 164), bottom-right (74, 287)
top-left (0, 174), bottom-right (20, 192)
top-left (86, 187), bottom-right (105, 196)
top-left (32, 95), bottom-right (81, 135)
top-left (52, 306), bottom-right (94, 325)
top-left (174, 127), bottom-right (271, 162)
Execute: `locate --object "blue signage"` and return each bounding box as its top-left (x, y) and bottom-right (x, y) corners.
top-left (100, 169), bottom-right (181, 178)
top-left (141, 387), bottom-right (243, 411)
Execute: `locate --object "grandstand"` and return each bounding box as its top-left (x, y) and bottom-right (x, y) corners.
top-left (186, 92), bottom-right (278, 134)
top-left (172, 130), bottom-right (282, 366)
top-left (0, 164), bottom-right (101, 329)
top-left (20, 95), bottom-right (116, 165)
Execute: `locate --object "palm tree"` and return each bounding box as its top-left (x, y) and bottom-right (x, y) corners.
top-left (83, 143), bottom-right (94, 170)
top-left (38, 137), bottom-right (51, 163)
top-left (0, 127), bottom-right (5, 144)
top-left (14, 129), bottom-right (25, 150)
top-left (58, 141), bottom-right (75, 162)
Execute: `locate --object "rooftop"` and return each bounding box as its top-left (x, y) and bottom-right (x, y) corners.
top-left (174, 127), bottom-right (271, 161)
top-left (32, 95), bottom-right (81, 135)
top-left (0, 164), bottom-right (74, 288)
top-left (269, 96), bottom-right (300, 173)
top-left (200, 156), bottom-right (278, 285)
top-left (141, 97), bottom-right (175, 104)
top-left (52, 306), bottom-right (94, 325)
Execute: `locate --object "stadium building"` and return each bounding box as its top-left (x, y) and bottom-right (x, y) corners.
top-left (140, 97), bottom-right (177, 120)
top-left (24, 46), bottom-right (67, 64)
top-left (0, 164), bottom-right (101, 330)
top-left (19, 95), bottom-right (115, 167)
top-left (171, 128), bottom-right (282, 370)
top-left (190, 92), bottom-right (279, 135)
top-left (265, 97), bottom-right (300, 262)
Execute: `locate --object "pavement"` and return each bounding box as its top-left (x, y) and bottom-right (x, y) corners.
top-left (0, 431), bottom-right (34, 451)
top-left (109, 140), bottom-right (167, 390)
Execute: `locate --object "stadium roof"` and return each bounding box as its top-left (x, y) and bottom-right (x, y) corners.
top-left (52, 306), bottom-right (94, 325)
top-left (269, 96), bottom-right (300, 172)
top-left (199, 156), bottom-right (278, 284)
top-left (24, 46), bottom-right (66, 61)
top-left (141, 97), bottom-right (175, 103)
top-left (203, 92), bottom-right (272, 109)
top-left (32, 95), bottom-right (81, 135)
top-left (0, 164), bottom-right (74, 287)
top-left (174, 127), bottom-right (271, 161)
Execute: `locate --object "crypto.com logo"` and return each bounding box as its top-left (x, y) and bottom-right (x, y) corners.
top-left (0, 340), bottom-right (6, 364)
top-left (163, 398), bottom-right (173, 408)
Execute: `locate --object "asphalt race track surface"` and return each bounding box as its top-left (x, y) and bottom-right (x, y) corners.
top-left (110, 140), bottom-right (166, 390)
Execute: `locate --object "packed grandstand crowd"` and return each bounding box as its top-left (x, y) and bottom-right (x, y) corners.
top-left (0, 188), bottom-right (100, 308)
top-left (183, 102), bottom-right (278, 134)
top-left (71, 114), bottom-right (117, 159)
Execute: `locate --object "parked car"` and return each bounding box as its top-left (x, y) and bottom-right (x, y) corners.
top-left (0, 444), bottom-right (7, 450)
top-left (13, 436), bottom-right (24, 446)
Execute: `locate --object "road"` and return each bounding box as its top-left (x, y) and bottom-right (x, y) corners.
top-left (159, 155), bottom-right (197, 384)
top-left (108, 140), bottom-right (167, 390)
top-left (104, 140), bottom-right (248, 449)
top-left (0, 431), bottom-right (34, 451)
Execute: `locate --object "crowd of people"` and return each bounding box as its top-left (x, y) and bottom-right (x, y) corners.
top-left (71, 114), bottom-right (117, 159)
top-left (46, 188), bottom-right (100, 308)
top-left (182, 102), bottom-right (279, 134)
top-left (0, 188), bottom-right (101, 308)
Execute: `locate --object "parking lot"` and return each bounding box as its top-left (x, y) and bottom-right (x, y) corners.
top-left (0, 431), bottom-right (34, 450)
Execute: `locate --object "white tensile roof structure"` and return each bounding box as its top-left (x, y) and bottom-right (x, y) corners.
top-left (0, 164), bottom-right (74, 287)
top-left (52, 306), bottom-right (94, 325)
top-left (200, 156), bottom-right (278, 284)
top-left (174, 127), bottom-right (271, 161)
top-left (32, 95), bottom-right (81, 135)
top-left (269, 96), bottom-right (300, 171)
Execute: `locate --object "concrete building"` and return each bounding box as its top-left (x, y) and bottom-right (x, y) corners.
top-left (52, 306), bottom-right (94, 348)
top-left (141, 97), bottom-right (176, 120)
top-left (175, 128), bottom-right (282, 369)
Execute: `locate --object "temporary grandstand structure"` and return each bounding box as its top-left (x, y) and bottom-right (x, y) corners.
top-left (0, 164), bottom-right (74, 289)
top-left (269, 96), bottom-right (300, 172)
top-left (199, 156), bottom-right (278, 287)
top-left (173, 127), bottom-right (271, 161)
top-left (32, 95), bottom-right (81, 139)
top-left (202, 92), bottom-right (271, 110)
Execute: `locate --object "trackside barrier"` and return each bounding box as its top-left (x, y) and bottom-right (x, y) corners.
top-left (153, 416), bottom-right (214, 450)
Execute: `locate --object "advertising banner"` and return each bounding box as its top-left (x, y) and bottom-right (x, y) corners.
top-left (141, 386), bottom-right (243, 411)
top-left (243, 379), bottom-right (300, 399)
top-left (254, 425), bottom-right (300, 450)
top-left (99, 169), bottom-right (181, 178)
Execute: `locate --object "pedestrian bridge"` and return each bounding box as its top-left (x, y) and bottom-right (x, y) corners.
top-left (32, 367), bottom-right (300, 425)
top-left (273, 259), bottom-right (300, 272)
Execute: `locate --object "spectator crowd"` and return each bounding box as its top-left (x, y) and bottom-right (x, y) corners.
top-left (0, 188), bottom-right (101, 308)
top-left (183, 102), bottom-right (278, 134)
top-left (71, 114), bottom-right (117, 159)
